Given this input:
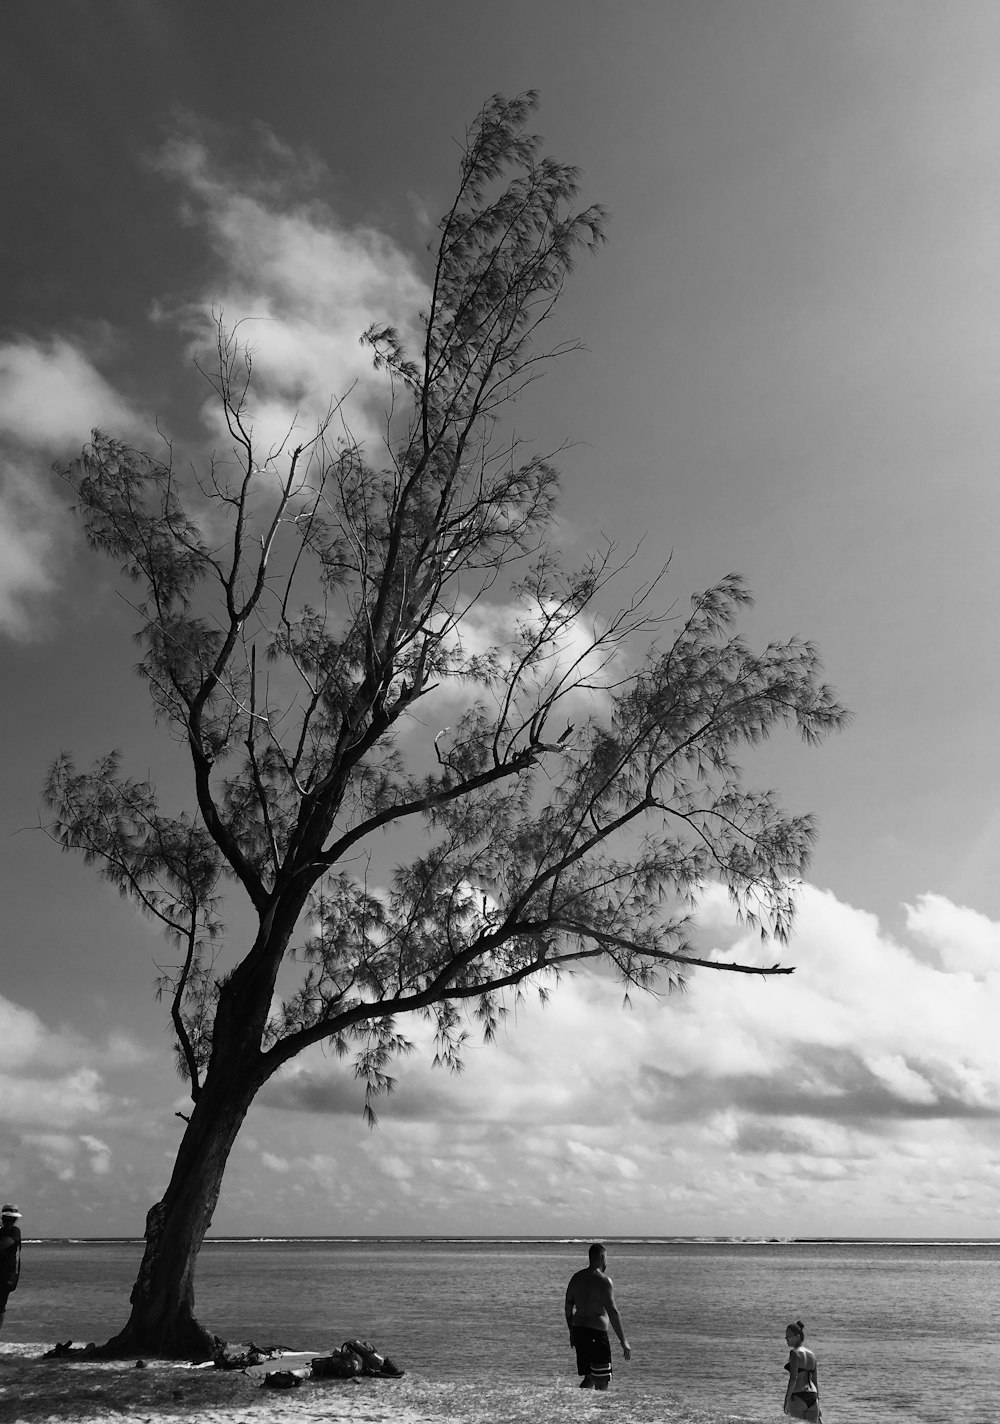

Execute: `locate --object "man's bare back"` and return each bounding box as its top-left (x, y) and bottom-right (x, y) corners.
top-left (565, 1264), bottom-right (615, 1330)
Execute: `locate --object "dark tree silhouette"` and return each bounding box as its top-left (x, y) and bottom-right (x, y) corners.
top-left (46, 93), bottom-right (847, 1357)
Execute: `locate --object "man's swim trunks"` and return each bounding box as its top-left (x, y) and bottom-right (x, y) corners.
top-left (572, 1326), bottom-right (612, 1384)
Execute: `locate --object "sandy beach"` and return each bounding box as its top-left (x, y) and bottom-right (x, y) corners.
top-left (0, 1343), bottom-right (742, 1424)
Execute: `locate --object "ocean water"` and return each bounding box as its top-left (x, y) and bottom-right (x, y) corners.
top-left (3, 1237), bottom-right (995, 1422)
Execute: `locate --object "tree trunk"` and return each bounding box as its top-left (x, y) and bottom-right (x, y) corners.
top-left (98, 1058), bottom-right (260, 1359)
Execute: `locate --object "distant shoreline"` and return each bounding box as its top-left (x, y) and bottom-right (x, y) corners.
top-left (24, 1234), bottom-right (1000, 1246)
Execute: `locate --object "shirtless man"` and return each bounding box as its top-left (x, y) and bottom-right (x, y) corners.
top-left (564, 1242), bottom-right (632, 1390)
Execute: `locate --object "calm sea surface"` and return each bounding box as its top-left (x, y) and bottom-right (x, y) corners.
top-left (3, 1238), bottom-right (994, 1422)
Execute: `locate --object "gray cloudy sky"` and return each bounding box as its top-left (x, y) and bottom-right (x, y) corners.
top-left (4, 1), bottom-right (1000, 1239)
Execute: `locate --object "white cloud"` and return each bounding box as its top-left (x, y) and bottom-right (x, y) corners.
top-left (22, 1130), bottom-right (113, 1182)
top-left (0, 996), bottom-right (49, 1070)
top-left (396, 596), bottom-right (625, 743)
top-left (3, 1068), bottom-right (109, 1132)
top-left (862, 1053), bottom-right (937, 1106)
top-left (23, 1133), bottom-right (79, 1182)
top-left (80, 1134), bottom-right (112, 1175)
top-left (0, 993), bottom-right (149, 1130)
top-left (464, 597), bottom-right (623, 701)
top-left (153, 130), bottom-right (428, 461)
top-left (0, 337), bottom-right (138, 455)
top-left (261, 1151), bottom-right (290, 1174)
top-left (0, 125), bottom-right (425, 644)
top-left (0, 993), bottom-right (148, 1075)
top-left (23, 1133), bottom-right (77, 1158)
top-left (565, 1140), bottom-right (641, 1181)
top-left (377, 1154), bottom-right (415, 1184)
top-left (0, 335), bottom-right (142, 638)
top-left (247, 884), bottom-right (1000, 1234)
top-left (0, 462), bottom-right (62, 638)
top-left (905, 891), bottom-right (1000, 977)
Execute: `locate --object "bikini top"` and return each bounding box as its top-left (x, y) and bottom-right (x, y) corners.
top-left (786, 1347), bottom-right (817, 1381)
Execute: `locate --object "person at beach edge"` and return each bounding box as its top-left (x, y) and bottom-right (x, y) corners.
top-left (0, 1205), bottom-right (23, 1334)
top-left (565, 1242), bottom-right (632, 1390)
top-left (783, 1319), bottom-right (822, 1422)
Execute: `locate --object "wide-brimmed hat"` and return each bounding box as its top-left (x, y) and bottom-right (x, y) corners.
top-left (1, 1204), bottom-right (22, 1219)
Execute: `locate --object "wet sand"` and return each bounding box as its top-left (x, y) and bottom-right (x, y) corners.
top-left (0, 1342), bottom-right (747, 1424)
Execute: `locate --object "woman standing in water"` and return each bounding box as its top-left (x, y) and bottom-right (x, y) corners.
top-left (783, 1320), bottom-right (822, 1421)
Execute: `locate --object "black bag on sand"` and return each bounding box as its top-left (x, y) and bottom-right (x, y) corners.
top-left (342, 1338), bottom-right (405, 1378)
top-left (261, 1371), bottom-right (301, 1389)
top-left (311, 1348), bottom-right (363, 1379)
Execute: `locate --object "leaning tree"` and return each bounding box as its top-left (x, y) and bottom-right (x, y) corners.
top-left (46, 93), bottom-right (847, 1357)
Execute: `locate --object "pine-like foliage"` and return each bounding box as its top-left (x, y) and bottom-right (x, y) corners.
top-left (46, 93), bottom-right (847, 1127)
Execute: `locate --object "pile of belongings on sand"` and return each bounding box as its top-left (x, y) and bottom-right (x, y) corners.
top-left (213, 1338), bottom-right (404, 1388)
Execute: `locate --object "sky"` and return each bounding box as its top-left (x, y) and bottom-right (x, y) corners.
top-left (4, 0), bottom-right (1000, 1241)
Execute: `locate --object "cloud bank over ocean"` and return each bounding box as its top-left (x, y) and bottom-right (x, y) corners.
top-left (5, 884), bottom-right (998, 1237)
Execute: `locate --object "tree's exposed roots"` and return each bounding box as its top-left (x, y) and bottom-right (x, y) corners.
top-left (93, 1311), bottom-right (222, 1362)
